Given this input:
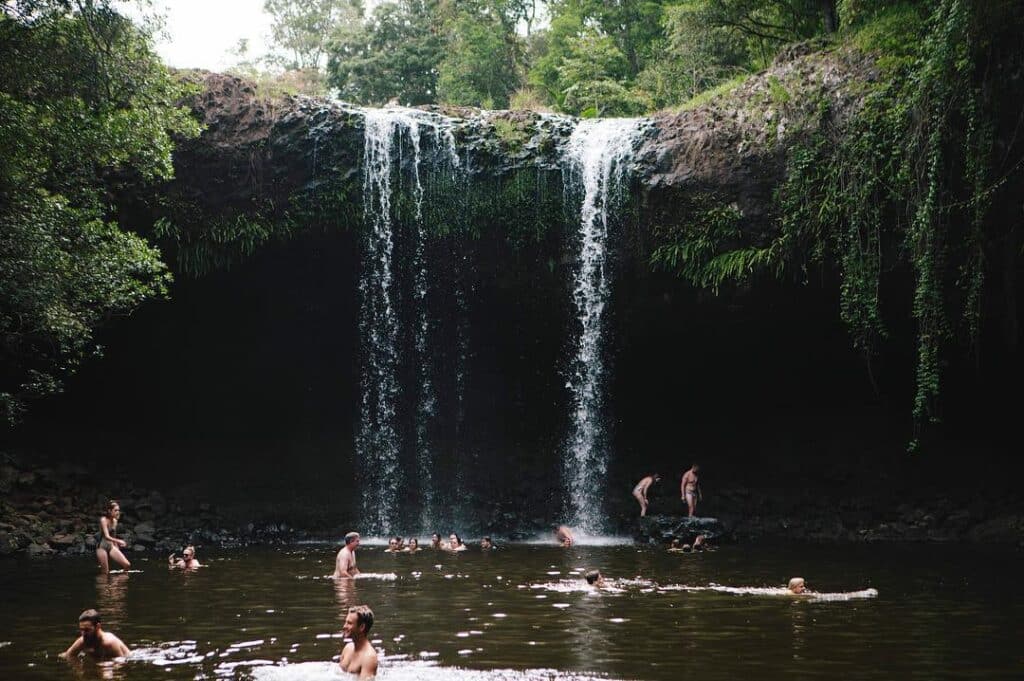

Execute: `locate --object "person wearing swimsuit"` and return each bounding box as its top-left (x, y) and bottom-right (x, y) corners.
top-left (632, 473), bottom-right (660, 517)
top-left (95, 500), bottom-right (130, 574)
top-left (680, 465), bottom-right (701, 517)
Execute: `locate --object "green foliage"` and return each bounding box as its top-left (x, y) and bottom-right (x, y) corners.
top-left (327, 0), bottom-right (445, 105)
top-left (0, 1), bottom-right (198, 423)
top-left (437, 7), bottom-right (520, 108)
top-left (265, 0), bottom-right (354, 71)
top-left (650, 0), bottom-right (1023, 449)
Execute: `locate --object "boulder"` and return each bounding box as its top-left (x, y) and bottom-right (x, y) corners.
top-left (637, 515), bottom-right (728, 544)
top-left (26, 542), bottom-right (53, 557)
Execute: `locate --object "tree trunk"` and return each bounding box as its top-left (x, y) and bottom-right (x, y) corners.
top-left (820, 0), bottom-right (839, 33)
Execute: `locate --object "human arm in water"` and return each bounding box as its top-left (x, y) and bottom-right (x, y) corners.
top-left (59, 636), bottom-right (84, 659)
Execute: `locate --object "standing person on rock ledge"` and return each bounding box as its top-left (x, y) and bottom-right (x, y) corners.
top-left (632, 473), bottom-right (660, 517)
top-left (681, 465), bottom-right (702, 517)
top-left (95, 500), bottom-right (130, 574)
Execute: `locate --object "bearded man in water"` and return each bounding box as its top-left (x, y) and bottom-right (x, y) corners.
top-left (339, 605), bottom-right (378, 678)
top-left (59, 609), bottom-right (130, 660)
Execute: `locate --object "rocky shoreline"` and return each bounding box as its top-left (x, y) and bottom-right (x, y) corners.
top-left (0, 456), bottom-right (307, 559)
top-left (2, 456), bottom-right (1021, 558)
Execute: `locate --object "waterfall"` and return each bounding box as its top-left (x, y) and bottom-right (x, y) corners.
top-left (562, 118), bottom-right (643, 533)
top-left (357, 107), bottom-right (461, 535)
top-left (358, 110), bottom-right (403, 535)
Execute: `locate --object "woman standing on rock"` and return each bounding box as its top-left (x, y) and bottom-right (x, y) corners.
top-left (95, 500), bottom-right (130, 574)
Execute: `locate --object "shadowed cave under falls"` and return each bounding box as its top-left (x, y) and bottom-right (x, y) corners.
top-left (16, 104), bottom-right (1023, 535)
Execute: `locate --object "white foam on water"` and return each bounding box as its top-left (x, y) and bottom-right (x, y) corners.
top-left (253, 659), bottom-right (621, 681)
top-left (356, 572), bottom-right (399, 581)
top-left (661, 584), bottom-right (879, 601)
top-left (519, 533), bottom-right (632, 546)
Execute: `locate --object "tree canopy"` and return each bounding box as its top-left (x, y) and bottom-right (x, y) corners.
top-left (0, 0), bottom-right (199, 423)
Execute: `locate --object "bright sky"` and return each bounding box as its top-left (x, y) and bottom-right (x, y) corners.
top-left (127, 0), bottom-right (275, 71)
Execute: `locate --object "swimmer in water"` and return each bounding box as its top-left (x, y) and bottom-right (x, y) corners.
top-left (404, 538), bottom-right (420, 552)
top-left (480, 536), bottom-right (494, 550)
top-left (339, 605), bottom-right (378, 679)
top-left (334, 532), bottom-right (361, 579)
top-left (431, 533), bottom-right (443, 549)
top-left (59, 609), bottom-right (130, 660)
top-left (385, 537), bottom-right (399, 553)
top-left (693, 534), bottom-right (708, 551)
top-left (633, 473), bottom-right (660, 517)
top-left (447, 533), bottom-right (467, 551)
top-left (95, 500), bottom-right (130, 574)
top-left (584, 570), bottom-right (606, 588)
top-left (788, 577), bottom-right (807, 594)
top-left (168, 545), bottom-right (201, 569)
top-left (668, 539), bottom-right (685, 553)
top-left (555, 525), bottom-right (574, 547)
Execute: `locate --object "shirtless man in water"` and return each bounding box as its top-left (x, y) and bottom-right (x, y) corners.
top-left (334, 532), bottom-right (361, 579)
top-left (680, 464), bottom-right (701, 517)
top-left (632, 473), bottom-right (660, 517)
top-left (59, 609), bottom-right (130, 660)
top-left (339, 605), bottom-right (378, 678)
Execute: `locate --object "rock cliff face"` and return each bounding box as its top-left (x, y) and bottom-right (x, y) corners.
top-left (163, 46), bottom-right (873, 244)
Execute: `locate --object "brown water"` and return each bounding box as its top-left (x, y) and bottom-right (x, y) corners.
top-left (0, 541), bottom-right (1020, 680)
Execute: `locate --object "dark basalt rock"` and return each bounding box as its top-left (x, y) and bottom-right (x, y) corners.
top-left (637, 515), bottom-right (729, 545)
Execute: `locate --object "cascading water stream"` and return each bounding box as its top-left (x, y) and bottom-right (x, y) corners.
top-left (358, 107), bottom-right (462, 535)
top-left (562, 118), bottom-right (643, 533)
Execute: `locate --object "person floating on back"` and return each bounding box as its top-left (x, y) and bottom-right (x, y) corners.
top-left (168, 545), bottom-right (201, 569)
top-left (788, 577), bottom-right (807, 594)
top-left (680, 465), bottom-right (701, 517)
top-left (339, 604), bottom-right (378, 678)
top-left (95, 500), bottom-right (130, 574)
top-left (632, 473), bottom-right (660, 517)
top-left (335, 532), bottom-right (361, 579)
top-left (555, 525), bottom-right (574, 547)
top-left (59, 609), bottom-right (129, 661)
top-left (584, 570), bottom-right (606, 589)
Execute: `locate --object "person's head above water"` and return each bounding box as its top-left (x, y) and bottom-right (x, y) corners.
top-left (183, 545), bottom-right (196, 560)
top-left (584, 570), bottom-right (605, 586)
top-left (449, 532), bottom-right (462, 546)
top-left (670, 539), bottom-right (681, 549)
top-left (431, 533), bottom-right (441, 546)
top-left (788, 577), bottom-right (806, 594)
top-left (344, 605), bottom-right (374, 638)
top-left (78, 609), bottom-right (103, 643)
top-left (480, 536), bottom-right (493, 549)
top-left (344, 532), bottom-right (360, 548)
top-left (387, 538), bottom-right (398, 550)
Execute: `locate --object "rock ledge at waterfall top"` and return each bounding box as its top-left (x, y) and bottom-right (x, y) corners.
top-left (166, 45), bottom-right (876, 226)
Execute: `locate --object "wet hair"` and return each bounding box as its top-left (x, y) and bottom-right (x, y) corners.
top-left (585, 570), bottom-right (601, 585)
top-left (450, 532), bottom-right (462, 546)
top-left (788, 577), bottom-right (805, 591)
top-left (79, 609), bottom-right (101, 625)
top-left (183, 545), bottom-right (196, 557)
top-left (408, 538), bottom-right (418, 547)
top-left (348, 605), bottom-right (374, 634)
top-left (483, 536), bottom-right (492, 543)
top-left (344, 532), bottom-right (360, 545)
top-left (104, 500), bottom-right (119, 516)
top-left (692, 464), bottom-right (700, 471)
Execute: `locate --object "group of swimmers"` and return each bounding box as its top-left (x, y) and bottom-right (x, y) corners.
top-left (383, 533), bottom-right (496, 552)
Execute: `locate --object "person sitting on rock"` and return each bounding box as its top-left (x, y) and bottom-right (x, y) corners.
top-left (59, 609), bottom-right (130, 660)
top-left (339, 605), bottom-right (378, 679)
top-left (95, 500), bottom-right (130, 574)
top-left (584, 570), bottom-right (606, 589)
top-left (168, 545), bottom-right (201, 569)
top-left (788, 577), bottom-right (807, 594)
top-left (633, 473), bottom-right (660, 517)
